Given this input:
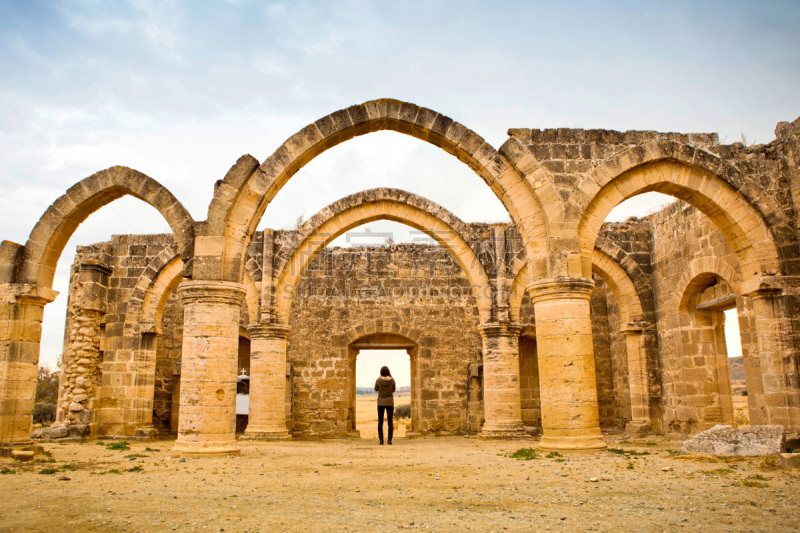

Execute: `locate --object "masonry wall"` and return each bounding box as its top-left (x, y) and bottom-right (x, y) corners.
top-left (648, 201), bottom-right (751, 433)
top-left (285, 244), bottom-right (484, 438)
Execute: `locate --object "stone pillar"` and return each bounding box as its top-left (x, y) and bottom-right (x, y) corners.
top-left (0, 284), bottom-right (57, 448)
top-left (743, 283), bottom-right (800, 431)
top-left (58, 260), bottom-right (112, 438)
top-left (479, 322), bottom-right (527, 438)
top-left (529, 277), bottom-right (607, 452)
top-left (242, 323), bottom-right (291, 439)
top-left (621, 321), bottom-right (651, 433)
top-left (172, 280), bottom-right (246, 457)
top-left (131, 330), bottom-right (158, 441)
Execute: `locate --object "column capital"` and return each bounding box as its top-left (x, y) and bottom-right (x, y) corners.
top-left (2, 283), bottom-right (59, 306)
top-left (621, 320), bottom-right (648, 335)
top-left (248, 323), bottom-right (291, 340)
top-left (738, 275), bottom-right (784, 299)
top-left (79, 259), bottom-right (113, 277)
top-left (528, 276), bottom-right (594, 303)
top-left (479, 321), bottom-right (521, 338)
top-left (177, 280), bottom-right (246, 306)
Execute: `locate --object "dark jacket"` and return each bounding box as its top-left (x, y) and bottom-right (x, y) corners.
top-left (374, 376), bottom-right (396, 406)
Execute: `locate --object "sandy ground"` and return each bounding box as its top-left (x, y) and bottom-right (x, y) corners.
top-left (1, 432), bottom-right (798, 533)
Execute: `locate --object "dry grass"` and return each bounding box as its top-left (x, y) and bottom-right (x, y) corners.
top-left (672, 453), bottom-right (746, 464)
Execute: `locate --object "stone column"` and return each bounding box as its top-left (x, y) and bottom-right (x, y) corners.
top-left (621, 321), bottom-right (651, 433)
top-left (131, 330), bottom-right (158, 441)
top-left (479, 322), bottom-right (527, 438)
top-left (742, 283), bottom-right (800, 431)
top-left (242, 323), bottom-right (291, 439)
top-left (0, 284), bottom-right (57, 448)
top-left (172, 280), bottom-right (246, 457)
top-left (529, 277), bottom-right (607, 452)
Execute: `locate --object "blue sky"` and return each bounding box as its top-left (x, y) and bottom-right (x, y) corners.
top-left (1, 0), bottom-right (797, 370)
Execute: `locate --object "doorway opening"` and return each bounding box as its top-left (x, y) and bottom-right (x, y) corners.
top-left (349, 334), bottom-right (415, 439)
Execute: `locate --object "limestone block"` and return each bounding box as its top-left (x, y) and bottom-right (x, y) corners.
top-left (680, 425), bottom-right (786, 457)
top-left (780, 453), bottom-right (800, 468)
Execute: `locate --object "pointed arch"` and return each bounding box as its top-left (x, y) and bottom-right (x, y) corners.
top-left (17, 166), bottom-right (195, 287)
top-left (272, 188), bottom-right (493, 325)
top-left (591, 249), bottom-right (644, 324)
top-left (200, 99), bottom-right (547, 283)
top-left (575, 142), bottom-right (782, 283)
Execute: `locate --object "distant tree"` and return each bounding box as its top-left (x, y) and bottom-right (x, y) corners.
top-left (35, 366), bottom-right (60, 405)
top-left (34, 365), bottom-right (60, 425)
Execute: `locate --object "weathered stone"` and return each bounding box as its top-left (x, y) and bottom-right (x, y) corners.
top-left (11, 450), bottom-right (35, 462)
top-left (780, 453), bottom-right (800, 468)
top-left (680, 424), bottom-right (786, 457)
top-left (2, 102), bottom-right (799, 453)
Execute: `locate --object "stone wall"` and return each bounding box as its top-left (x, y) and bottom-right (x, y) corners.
top-left (648, 201), bottom-right (748, 433)
top-left (286, 243), bottom-right (483, 437)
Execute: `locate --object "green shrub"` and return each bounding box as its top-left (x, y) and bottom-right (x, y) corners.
top-left (508, 448), bottom-right (538, 460)
top-left (33, 402), bottom-right (56, 425)
top-left (394, 404), bottom-right (411, 419)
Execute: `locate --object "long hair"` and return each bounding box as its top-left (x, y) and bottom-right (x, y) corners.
top-left (380, 366), bottom-right (391, 377)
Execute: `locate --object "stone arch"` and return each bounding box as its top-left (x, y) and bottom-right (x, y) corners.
top-left (593, 238), bottom-right (650, 301)
top-left (17, 166), bottom-right (195, 288)
top-left (575, 142), bottom-right (782, 283)
top-left (508, 260), bottom-right (531, 324)
top-left (201, 98), bottom-right (547, 283)
top-left (135, 257), bottom-right (259, 332)
top-left (591, 249), bottom-right (644, 324)
top-left (666, 256), bottom-right (744, 432)
top-left (676, 256), bottom-right (741, 312)
top-left (272, 188), bottom-right (493, 324)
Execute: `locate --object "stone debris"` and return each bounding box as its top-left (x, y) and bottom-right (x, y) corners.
top-left (11, 450), bottom-right (34, 462)
top-left (780, 453), bottom-right (800, 468)
top-left (680, 425), bottom-right (786, 457)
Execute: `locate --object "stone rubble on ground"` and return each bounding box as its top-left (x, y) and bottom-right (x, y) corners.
top-left (680, 424), bottom-right (786, 457)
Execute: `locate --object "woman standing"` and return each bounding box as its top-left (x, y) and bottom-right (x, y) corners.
top-left (374, 366), bottom-right (396, 445)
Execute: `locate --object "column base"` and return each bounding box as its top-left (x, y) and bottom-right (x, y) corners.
top-left (172, 440), bottom-right (241, 458)
top-left (539, 433), bottom-right (608, 452)
top-left (0, 440), bottom-right (38, 458)
top-left (133, 427), bottom-right (159, 442)
top-left (480, 422), bottom-right (530, 439)
top-left (624, 421), bottom-right (652, 434)
top-left (240, 427), bottom-right (291, 440)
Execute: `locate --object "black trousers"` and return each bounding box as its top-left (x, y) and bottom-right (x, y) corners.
top-left (377, 405), bottom-right (394, 443)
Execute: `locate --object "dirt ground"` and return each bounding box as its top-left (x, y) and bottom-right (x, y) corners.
top-left (1, 432), bottom-right (798, 533)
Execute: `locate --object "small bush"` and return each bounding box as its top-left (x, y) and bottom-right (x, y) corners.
top-left (739, 478), bottom-right (768, 488)
top-left (759, 455), bottom-right (780, 471)
top-left (127, 466), bottom-right (144, 472)
top-left (106, 441), bottom-right (130, 451)
top-left (608, 448), bottom-right (649, 456)
top-left (394, 404), bottom-right (411, 419)
top-left (546, 451), bottom-right (562, 459)
top-left (508, 448), bottom-right (538, 460)
top-left (33, 402), bottom-right (56, 425)
top-left (1, 468), bottom-right (15, 475)
top-left (38, 468), bottom-right (58, 475)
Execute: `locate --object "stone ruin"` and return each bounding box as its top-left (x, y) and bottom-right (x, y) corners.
top-left (1, 99), bottom-right (799, 457)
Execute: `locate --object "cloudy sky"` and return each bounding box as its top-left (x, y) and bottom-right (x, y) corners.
top-left (1, 0), bottom-right (798, 373)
